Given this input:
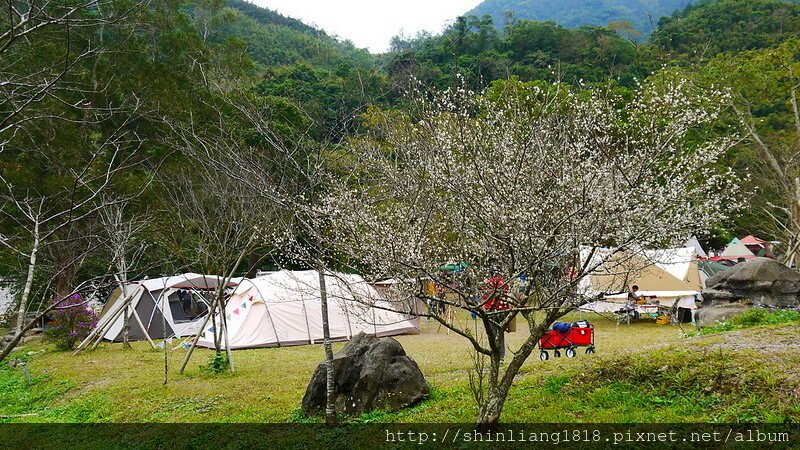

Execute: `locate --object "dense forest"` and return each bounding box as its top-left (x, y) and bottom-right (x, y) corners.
top-left (467, 0), bottom-right (696, 37)
top-left (1, 0), bottom-right (799, 316)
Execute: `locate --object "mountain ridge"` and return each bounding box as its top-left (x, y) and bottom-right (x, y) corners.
top-left (466, 0), bottom-right (697, 36)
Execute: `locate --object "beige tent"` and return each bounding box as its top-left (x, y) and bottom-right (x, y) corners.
top-left (721, 241), bottom-right (756, 259)
top-left (579, 247), bottom-right (702, 313)
top-left (590, 252), bottom-right (699, 298)
top-left (197, 270), bottom-right (419, 350)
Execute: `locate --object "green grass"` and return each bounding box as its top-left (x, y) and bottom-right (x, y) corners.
top-left (693, 308), bottom-right (800, 336)
top-left (1, 311), bottom-right (797, 424)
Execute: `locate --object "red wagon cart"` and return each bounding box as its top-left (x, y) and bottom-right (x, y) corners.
top-left (539, 321), bottom-right (596, 360)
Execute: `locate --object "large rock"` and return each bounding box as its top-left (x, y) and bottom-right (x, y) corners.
top-left (301, 332), bottom-right (428, 417)
top-left (703, 257), bottom-right (800, 307)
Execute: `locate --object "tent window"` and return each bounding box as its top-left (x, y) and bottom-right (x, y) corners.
top-left (169, 290), bottom-right (208, 322)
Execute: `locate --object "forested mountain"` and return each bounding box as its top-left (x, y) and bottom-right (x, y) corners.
top-left (466, 0), bottom-right (695, 36)
top-left (208, 1), bottom-right (389, 140)
top-left (210, 0), bottom-right (374, 69)
top-left (385, 16), bottom-right (651, 89)
top-left (652, 0), bottom-right (800, 57)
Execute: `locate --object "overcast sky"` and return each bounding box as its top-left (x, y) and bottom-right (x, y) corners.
top-left (251, 0), bottom-right (483, 53)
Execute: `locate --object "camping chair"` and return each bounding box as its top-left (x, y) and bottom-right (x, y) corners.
top-left (614, 304), bottom-right (639, 325)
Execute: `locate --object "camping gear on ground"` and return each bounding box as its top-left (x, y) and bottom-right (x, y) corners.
top-left (614, 307), bottom-right (641, 324)
top-left (656, 315), bottom-right (670, 325)
top-left (197, 270), bottom-right (419, 350)
top-left (539, 321), bottom-right (595, 360)
top-left (552, 321), bottom-right (572, 332)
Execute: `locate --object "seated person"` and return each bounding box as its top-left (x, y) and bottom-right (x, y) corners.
top-left (626, 285), bottom-right (644, 310)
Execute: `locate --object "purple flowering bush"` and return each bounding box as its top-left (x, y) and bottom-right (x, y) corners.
top-left (44, 294), bottom-right (98, 351)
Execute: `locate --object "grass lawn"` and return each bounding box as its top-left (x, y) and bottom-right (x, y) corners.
top-left (1, 311), bottom-right (798, 423)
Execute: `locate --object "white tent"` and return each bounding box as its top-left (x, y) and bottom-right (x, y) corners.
top-left (97, 273), bottom-right (235, 342)
top-left (684, 236), bottom-right (708, 258)
top-left (197, 270), bottom-right (419, 350)
top-left (0, 279), bottom-right (14, 318)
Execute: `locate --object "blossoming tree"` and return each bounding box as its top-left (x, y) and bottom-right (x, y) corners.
top-left (322, 77), bottom-right (740, 425)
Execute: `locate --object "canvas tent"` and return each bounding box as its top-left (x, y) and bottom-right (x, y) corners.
top-left (740, 235), bottom-right (772, 257)
top-left (578, 247), bottom-right (702, 313)
top-left (720, 241), bottom-right (757, 260)
top-left (698, 260), bottom-right (731, 287)
top-left (97, 273), bottom-right (234, 342)
top-left (197, 270), bottom-right (419, 350)
top-left (684, 236), bottom-right (708, 258)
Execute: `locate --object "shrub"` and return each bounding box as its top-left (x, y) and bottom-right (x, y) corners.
top-left (44, 294), bottom-right (98, 351)
top-left (730, 308), bottom-right (800, 327)
top-left (201, 353), bottom-right (230, 375)
top-left (695, 308), bottom-right (800, 336)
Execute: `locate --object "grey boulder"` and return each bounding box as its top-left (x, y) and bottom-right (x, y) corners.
top-left (301, 332), bottom-right (428, 417)
top-left (703, 257), bottom-right (800, 307)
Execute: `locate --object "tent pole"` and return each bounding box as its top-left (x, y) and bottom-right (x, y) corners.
top-left (130, 307), bottom-right (157, 349)
top-left (220, 291), bottom-right (235, 374)
top-left (265, 304), bottom-right (282, 347)
top-left (82, 295), bottom-right (131, 352)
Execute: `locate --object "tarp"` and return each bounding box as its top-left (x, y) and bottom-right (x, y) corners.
top-left (197, 270), bottom-right (419, 350)
top-left (740, 235), bottom-right (772, 257)
top-left (740, 235), bottom-right (768, 245)
top-left (439, 262), bottom-right (469, 272)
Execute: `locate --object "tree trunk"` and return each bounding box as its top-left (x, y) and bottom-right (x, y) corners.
top-left (791, 177), bottom-right (800, 268)
top-left (476, 385), bottom-right (509, 429)
top-left (220, 289), bottom-right (235, 374)
top-left (122, 306), bottom-right (131, 349)
top-left (2, 311), bottom-right (41, 362)
top-left (15, 228), bottom-right (39, 337)
top-left (317, 264), bottom-right (337, 424)
top-left (178, 295), bottom-right (216, 374)
top-left (246, 253), bottom-right (259, 278)
top-left (120, 276), bottom-right (130, 349)
top-left (117, 274), bottom-right (131, 349)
